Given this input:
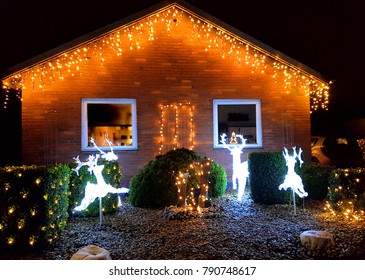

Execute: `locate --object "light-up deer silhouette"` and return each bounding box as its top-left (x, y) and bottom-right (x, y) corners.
top-left (220, 132), bottom-right (249, 200)
top-left (72, 135), bottom-right (128, 224)
top-left (278, 147), bottom-right (308, 214)
top-left (278, 147), bottom-right (308, 198)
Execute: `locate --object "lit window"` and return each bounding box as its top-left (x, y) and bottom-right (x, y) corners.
top-left (213, 99), bottom-right (262, 148)
top-left (81, 98), bottom-right (137, 151)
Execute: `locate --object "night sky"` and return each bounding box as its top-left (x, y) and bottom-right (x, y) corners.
top-left (1, 0), bottom-right (365, 133)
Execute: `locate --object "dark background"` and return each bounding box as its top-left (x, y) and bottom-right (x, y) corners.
top-left (1, 0), bottom-right (364, 163)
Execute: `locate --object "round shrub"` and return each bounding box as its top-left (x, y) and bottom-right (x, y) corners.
top-left (129, 148), bottom-right (227, 208)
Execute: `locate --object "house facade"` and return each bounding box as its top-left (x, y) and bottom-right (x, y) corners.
top-left (1, 0), bottom-right (329, 185)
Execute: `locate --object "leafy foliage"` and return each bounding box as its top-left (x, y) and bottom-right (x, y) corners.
top-left (327, 168), bottom-right (365, 218)
top-left (209, 161), bottom-right (227, 198)
top-left (248, 152), bottom-right (291, 204)
top-left (0, 164), bottom-right (70, 253)
top-left (298, 163), bottom-right (334, 200)
top-left (129, 148), bottom-right (227, 208)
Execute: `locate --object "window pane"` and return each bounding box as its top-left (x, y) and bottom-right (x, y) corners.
top-left (87, 103), bottom-right (133, 147)
top-left (82, 98), bottom-right (137, 151)
top-left (213, 99), bottom-right (262, 148)
top-left (217, 104), bottom-right (257, 145)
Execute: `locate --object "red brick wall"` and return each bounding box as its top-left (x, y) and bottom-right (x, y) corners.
top-left (20, 14), bottom-right (311, 185)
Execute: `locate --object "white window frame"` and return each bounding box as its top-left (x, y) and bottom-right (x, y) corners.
top-left (81, 98), bottom-right (138, 151)
top-left (213, 99), bottom-right (262, 148)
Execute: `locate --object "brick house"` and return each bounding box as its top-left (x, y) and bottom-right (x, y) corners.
top-left (1, 0), bottom-right (329, 186)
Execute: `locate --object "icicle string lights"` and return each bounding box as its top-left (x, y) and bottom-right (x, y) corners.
top-left (1, 4), bottom-right (329, 111)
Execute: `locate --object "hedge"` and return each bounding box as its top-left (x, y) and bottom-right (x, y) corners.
top-left (0, 164), bottom-right (70, 253)
top-left (248, 152), bottom-right (332, 204)
top-left (326, 167), bottom-right (365, 219)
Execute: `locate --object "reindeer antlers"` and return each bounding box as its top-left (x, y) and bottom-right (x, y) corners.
top-left (90, 135), bottom-right (118, 161)
top-left (283, 146), bottom-right (303, 167)
top-left (72, 154), bottom-right (99, 175)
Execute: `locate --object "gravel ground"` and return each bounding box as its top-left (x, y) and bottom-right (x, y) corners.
top-left (3, 190), bottom-right (365, 260)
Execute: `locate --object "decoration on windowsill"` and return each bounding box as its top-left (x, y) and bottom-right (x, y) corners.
top-left (220, 132), bottom-right (249, 201)
top-left (278, 147), bottom-right (308, 214)
top-left (72, 136), bottom-right (129, 225)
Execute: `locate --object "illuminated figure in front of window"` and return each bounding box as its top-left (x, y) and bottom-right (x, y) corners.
top-left (220, 133), bottom-right (249, 200)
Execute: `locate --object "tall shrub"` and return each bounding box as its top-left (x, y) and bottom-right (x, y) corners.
top-left (298, 163), bottom-right (334, 200)
top-left (248, 152), bottom-right (290, 204)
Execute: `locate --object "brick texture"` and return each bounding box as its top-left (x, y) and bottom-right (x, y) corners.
top-left (20, 14), bottom-right (311, 185)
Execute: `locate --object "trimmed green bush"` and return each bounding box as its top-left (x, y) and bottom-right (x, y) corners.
top-left (298, 163), bottom-right (334, 200)
top-left (209, 161), bottom-right (227, 198)
top-left (68, 160), bottom-right (122, 217)
top-left (129, 148), bottom-right (227, 208)
top-left (0, 164), bottom-right (70, 253)
top-left (248, 152), bottom-right (333, 204)
top-left (248, 152), bottom-right (291, 204)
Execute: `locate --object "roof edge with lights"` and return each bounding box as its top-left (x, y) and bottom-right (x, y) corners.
top-left (1, 0), bottom-right (328, 83)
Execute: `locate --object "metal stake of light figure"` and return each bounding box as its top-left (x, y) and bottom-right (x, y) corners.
top-left (220, 133), bottom-right (249, 200)
top-left (72, 136), bottom-right (129, 225)
top-left (278, 147), bottom-right (308, 214)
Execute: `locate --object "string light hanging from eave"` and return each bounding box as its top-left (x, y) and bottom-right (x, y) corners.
top-left (1, 4), bottom-right (329, 112)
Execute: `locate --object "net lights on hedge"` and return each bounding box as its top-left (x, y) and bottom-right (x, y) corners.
top-left (1, 4), bottom-right (329, 112)
top-left (0, 166), bottom-right (69, 249)
top-left (324, 168), bottom-right (365, 221)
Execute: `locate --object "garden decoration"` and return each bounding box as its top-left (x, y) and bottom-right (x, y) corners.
top-left (237, 161), bottom-right (249, 201)
top-left (220, 132), bottom-right (249, 200)
top-left (278, 147), bottom-right (308, 214)
top-left (72, 136), bottom-right (129, 225)
top-left (175, 159), bottom-right (211, 212)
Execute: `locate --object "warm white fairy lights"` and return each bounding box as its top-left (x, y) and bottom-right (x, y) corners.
top-left (1, 4), bottom-right (329, 111)
top-left (175, 159), bottom-right (211, 211)
top-left (159, 102), bottom-right (194, 153)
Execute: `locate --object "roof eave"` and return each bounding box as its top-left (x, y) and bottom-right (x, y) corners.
top-left (1, 0), bottom-right (329, 84)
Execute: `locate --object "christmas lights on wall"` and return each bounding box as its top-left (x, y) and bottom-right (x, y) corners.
top-left (1, 4), bottom-right (329, 111)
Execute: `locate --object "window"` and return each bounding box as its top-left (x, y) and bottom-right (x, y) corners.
top-left (213, 99), bottom-right (262, 148)
top-left (81, 98), bottom-right (137, 151)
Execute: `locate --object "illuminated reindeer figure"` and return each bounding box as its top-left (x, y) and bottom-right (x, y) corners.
top-left (278, 147), bottom-right (308, 214)
top-left (220, 133), bottom-right (249, 200)
top-left (72, 136), bottom-right (128, 224)
top-left (90, 136), bottom-right (118, 161)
